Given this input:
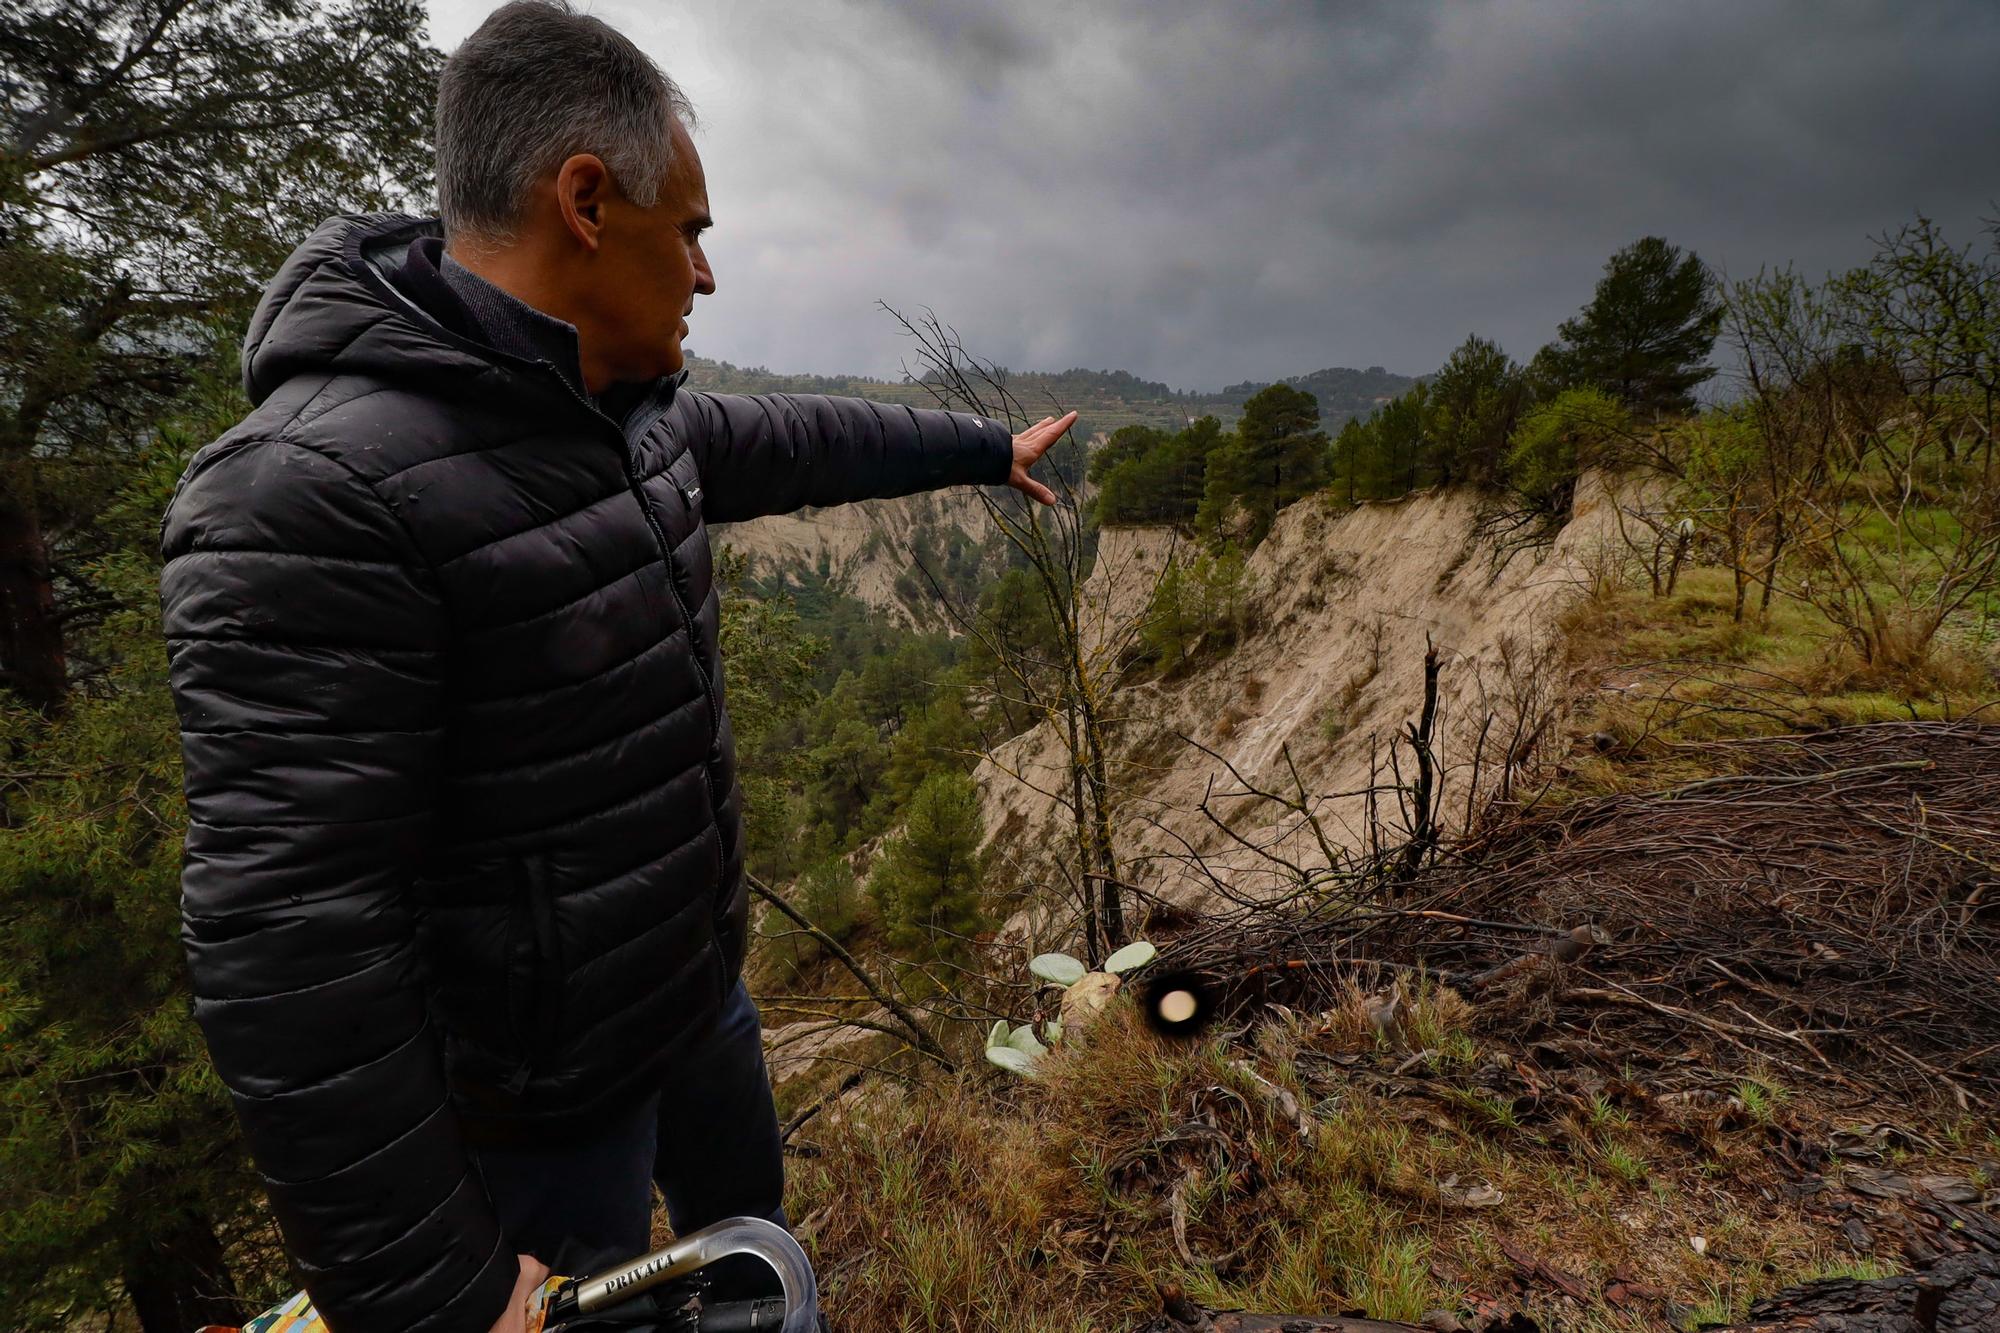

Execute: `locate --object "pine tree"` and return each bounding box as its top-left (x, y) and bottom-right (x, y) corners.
top-left (715, 549), bottom-right (824, 883)
top-left (1167, 415), bottom-right (1228, 516)
top-left (1092, 417), bottom-right (1226, 526)
top-left (1537, 236), bottom-right (1724, 417)
top-left (0, 360), bottom-right (278, 1331)
top-left (1, 0), bottom-right (442, 716)
top-left (1087, 424), bottom-right (1171, 484)
top-left (1427, 334), bottom-right (1527, 485)
top-left (1196, 384), bottom-right (1329, 546)
top-left (866, 771), bottom-right (988, 958)
top-left (1372, 381), bottom-right (1434, 497)
top-left (1332, 417), bottom-right (1368, 503)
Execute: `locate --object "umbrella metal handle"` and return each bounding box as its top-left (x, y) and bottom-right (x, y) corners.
top-left (540, 1215), bottom-right (818, 1332)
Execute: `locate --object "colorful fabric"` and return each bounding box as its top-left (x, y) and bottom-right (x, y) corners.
top-left (527, 1277), bottom-right (571, 1333)
top-left (239, 1289), bottom-right (315, 1332)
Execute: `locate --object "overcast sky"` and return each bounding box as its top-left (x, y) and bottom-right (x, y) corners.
top-left (423, 0), bottom-right (2000, 391)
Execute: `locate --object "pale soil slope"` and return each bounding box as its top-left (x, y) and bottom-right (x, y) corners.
top-left (714, 489), bottom-right (993, 630)
top-left (978, 478), bottom-right (1621, 925)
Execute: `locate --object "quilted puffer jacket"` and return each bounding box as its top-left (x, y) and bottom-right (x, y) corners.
top-left (159, 213), bottom-right (1013, 1331)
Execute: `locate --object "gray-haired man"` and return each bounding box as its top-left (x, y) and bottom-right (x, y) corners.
top-left (159, 2), bottom-right (1070, 1328)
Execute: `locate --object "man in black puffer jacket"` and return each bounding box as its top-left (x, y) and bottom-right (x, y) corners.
top-left (158, 4), bottom-right (1070, 1329)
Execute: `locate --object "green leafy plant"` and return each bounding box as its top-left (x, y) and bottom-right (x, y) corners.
top-left (988, 941), bottom-right (1157, 1075)
top-left (984, 1021), bottom-right (1049, 1076)
top-left (1029, 953), bottom-right (1087, 985)
top-left (1027, 940), bottom-right (1157, 985)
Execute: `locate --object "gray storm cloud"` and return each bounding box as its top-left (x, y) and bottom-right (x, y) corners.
top-left (424, 0), bottom-right (2000, 389)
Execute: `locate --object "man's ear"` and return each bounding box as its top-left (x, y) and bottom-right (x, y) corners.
top-left (554, 153), bottom-right (614, 252)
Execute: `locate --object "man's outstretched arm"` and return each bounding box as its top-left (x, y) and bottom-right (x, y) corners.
top-left (669, 390), bottom-right (1073, 523)
top-left (161, 437), bottom-right (519, 1333)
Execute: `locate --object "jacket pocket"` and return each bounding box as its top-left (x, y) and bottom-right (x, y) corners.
top-left (706, 828), bottom-right (738, 1005)
top-left (712, 886), bottom-right (746, 997)
top-left (500, 855), bottom-right (564, 1095)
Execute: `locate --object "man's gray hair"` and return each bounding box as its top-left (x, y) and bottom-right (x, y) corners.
top-left (435, 1), bottom-right (696, 241)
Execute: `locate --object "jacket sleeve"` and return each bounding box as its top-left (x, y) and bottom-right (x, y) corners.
top-left (160, 436), bottom-right (516, 1333)
top-left (669, 391), bottom-right (1016, 523)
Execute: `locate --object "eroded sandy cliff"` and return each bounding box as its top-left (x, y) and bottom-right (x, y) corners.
top-left (977, 478), bottom-right (1620, 921)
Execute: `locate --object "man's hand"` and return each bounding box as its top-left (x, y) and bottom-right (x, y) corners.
top-left (1009, 410), bottom-right (1077, 507)
top-left (488, 1253), bottom-right (551, 1333)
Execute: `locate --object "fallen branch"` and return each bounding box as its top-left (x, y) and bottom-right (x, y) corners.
top-left (1561, 986), bottom-right (1868, 1093)
top-left (1659, 758), bottom-right (1933, 801)
top-left (779, 1071), bottom-right (865, 1144)
top-left (748, 873), bottom-right (956, 1073)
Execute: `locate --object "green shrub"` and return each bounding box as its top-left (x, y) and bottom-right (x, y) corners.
top-left (867, 771), bottom-right (989, 959)
top-left (1139, 546), bottom-right (1249, 668)
top-left (1094, 418), bottom-right (1227, 526)
top-left (1503, 386), bottom-right (1629, 517)
top-left (799, 856), bottom-right (864, 946)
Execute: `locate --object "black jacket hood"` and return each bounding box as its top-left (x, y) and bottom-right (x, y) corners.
top-left (240, 213), bottom-right (528, 406)
top-left (243, 212), bottom-right (689, 419)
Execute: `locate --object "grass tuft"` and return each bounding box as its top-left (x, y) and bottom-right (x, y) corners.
top-left (778, 990), bottom-right (1921, 1329)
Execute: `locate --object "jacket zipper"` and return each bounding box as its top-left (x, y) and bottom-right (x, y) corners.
top-left (538, 366), bottom-right (734, 995)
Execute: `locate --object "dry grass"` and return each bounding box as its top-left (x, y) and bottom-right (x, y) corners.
top-left (1551, 566), bottom-right (1997, 800)
top-left (778, 991), bottom-right (1887, 1331)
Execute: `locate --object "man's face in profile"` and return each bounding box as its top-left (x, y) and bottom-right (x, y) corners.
top-left (593, 118), bottom-right (715, 382)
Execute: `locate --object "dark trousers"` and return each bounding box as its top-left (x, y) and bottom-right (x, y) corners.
top-left (470, 978), bottom-right (788, 1299)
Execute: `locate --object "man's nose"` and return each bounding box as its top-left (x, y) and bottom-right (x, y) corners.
top-left (693, 244), bottom-right (716, 297)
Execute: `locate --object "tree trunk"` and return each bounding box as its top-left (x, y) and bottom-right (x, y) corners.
top-left (1082, 710), bottom-right (1123, 949)
top-left (1072, 700), bottom-right (1104, 960)
top-left (1758, 509), bottom-right (1786, 618)
top-left (120, 1210), bottom-right (244, 1333)
top-left (1729, 527), bottom-right (1750, 623)
top-left (1666, 526), bottom-right (1691, 595)
top-left (1066, 690), bottom-right (1123, 956)
top-left (0, 464), bottom-right (67, 715)
top-left (0, 275), bottom-right (138, 716)
top-left (1395, 642), bottom-right (1442, 882)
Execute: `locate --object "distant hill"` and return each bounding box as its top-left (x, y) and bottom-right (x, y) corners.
top-left (682, 356), bottom-right (1414, 437)
top-left (1214, 365), bottom-right (1415, 419)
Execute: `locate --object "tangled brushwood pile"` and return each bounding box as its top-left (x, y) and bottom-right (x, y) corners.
top-left (1109, 719), bottom-right (1999, 1330)
top-left (1163, 720), bottom-right (2000, 1109)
